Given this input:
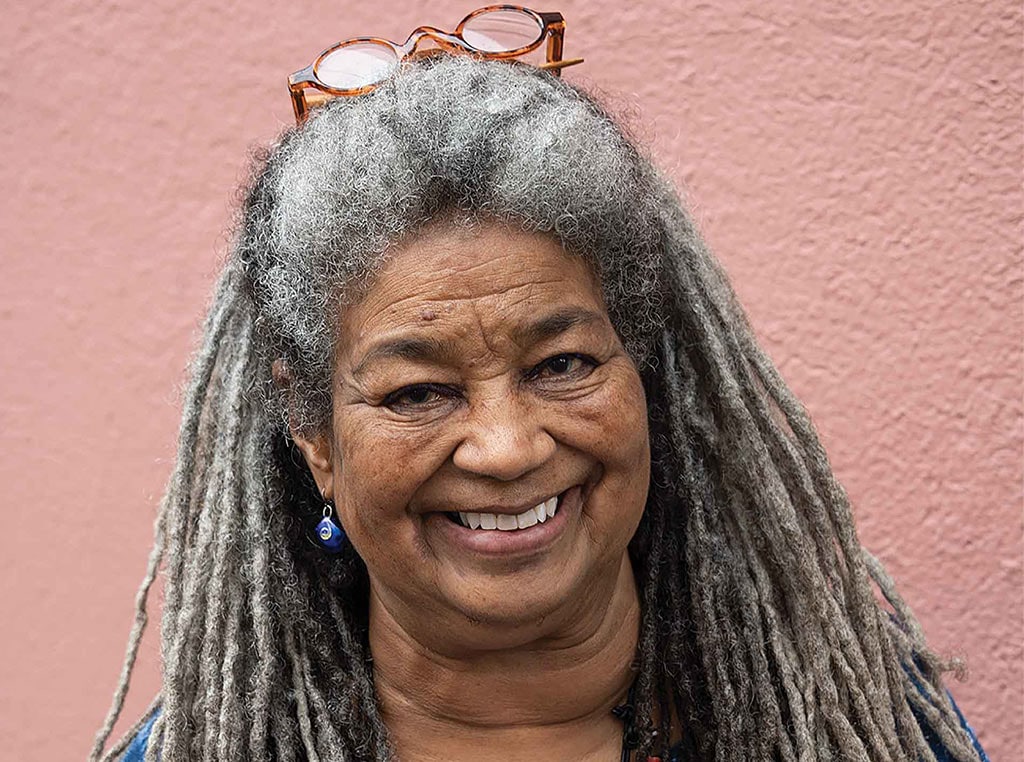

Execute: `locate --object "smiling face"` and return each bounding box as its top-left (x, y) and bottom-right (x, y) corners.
top-left (295, 220), bottom-right (651, 647)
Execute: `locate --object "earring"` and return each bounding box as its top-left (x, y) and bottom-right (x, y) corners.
top-left (316, 501), bottom-right (346, 553)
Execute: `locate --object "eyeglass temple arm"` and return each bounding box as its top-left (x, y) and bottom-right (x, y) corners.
top-left (537, 57), bottom-right (583, 72)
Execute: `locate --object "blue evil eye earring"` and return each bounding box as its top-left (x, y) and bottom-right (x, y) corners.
top-left (316, 501), bottom-right (346, 553)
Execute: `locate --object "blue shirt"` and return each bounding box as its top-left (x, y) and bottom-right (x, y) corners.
top-left (120, 691), bottom-right (988, 761)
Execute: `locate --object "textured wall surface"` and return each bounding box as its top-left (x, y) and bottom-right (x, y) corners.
top-left (1, 1), bottom-right (1020, 758)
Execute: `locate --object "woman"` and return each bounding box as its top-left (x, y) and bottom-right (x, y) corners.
top-left (91, 13), bottom-right (987, 762)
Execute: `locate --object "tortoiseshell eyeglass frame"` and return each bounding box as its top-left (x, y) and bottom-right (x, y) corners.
top-left (287, 5), bottom-right (583, 123)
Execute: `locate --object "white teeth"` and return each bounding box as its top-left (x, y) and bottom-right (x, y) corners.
top-left (545, 495), bottom-right (558, 518)
top-left (517, 509), bottom-right (538, 529)
top-left (455, 497), bottom-right (561, 531)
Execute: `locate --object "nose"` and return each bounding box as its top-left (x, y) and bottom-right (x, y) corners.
top-left (451, 390), bottom-right (556, 481)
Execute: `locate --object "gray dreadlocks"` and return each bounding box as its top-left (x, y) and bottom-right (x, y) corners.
top-left (91, 56), bottom-right (981, 762)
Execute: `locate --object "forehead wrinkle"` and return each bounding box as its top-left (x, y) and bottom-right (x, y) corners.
top-left (350, 274), bottom-right (572, 342)
top-left (388, 271), bottom-right (567, 308)
top-left (428, 247), bottom-right (561, 283)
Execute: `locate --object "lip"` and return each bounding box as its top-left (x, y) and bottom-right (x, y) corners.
top-left (428, 485), bottom-right (583, 558)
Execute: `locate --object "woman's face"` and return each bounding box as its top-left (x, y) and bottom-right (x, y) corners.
top-left (297, 220), bottom-right (650, 641)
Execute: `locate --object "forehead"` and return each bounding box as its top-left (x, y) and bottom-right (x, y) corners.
top-left (337, 221), bottom-right (608, 351)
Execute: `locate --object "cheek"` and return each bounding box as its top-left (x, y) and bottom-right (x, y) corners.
top-left (606, 378), bottom-right (652, 505)
top-left (612, 380), bottom-right (650, 468)
top-left (567, 382), bottom-right (650, 562)
top-left (548, 366), bottom-right (651, 523)
top-left (330, 413), bottom-right (426, 545)
top-left (570, 368), bottom-right (650, 470)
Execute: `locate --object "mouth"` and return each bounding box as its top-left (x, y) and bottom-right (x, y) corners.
top-left (445, 494), bottom-right (560, 532)
top-left (429, 485), bottom-right (586, 560)
top-left (432, 487), bottom-right (580, 557)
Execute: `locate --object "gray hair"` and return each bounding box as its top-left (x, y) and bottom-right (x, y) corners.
top-left (246, 58), bottom-right (665, 433)
top-left (92, 57), bottom-right (981, 762)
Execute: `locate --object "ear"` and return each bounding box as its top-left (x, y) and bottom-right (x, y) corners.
top-left (291, 427), bottom-right (336, 500)
top-left (274, 358), bottom-right (336, 500)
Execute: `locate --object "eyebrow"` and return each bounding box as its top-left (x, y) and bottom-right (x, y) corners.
top-left (350, 307), bottom-right (605, 377)
top-left (513, 307), bottom-right (605, 346)
top-left (351, 336), bottom-right (456, 378)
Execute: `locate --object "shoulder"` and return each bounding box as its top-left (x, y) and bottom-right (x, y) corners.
top-left (118, 711), bottom-right (159, 762)
top-left (916, 689), bottom-right (989, 762)
top-left (654, 688), bottom-right (988, 762)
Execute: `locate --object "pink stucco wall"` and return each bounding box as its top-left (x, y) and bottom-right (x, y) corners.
top-left (1, 1), bottom-right (1020, 758)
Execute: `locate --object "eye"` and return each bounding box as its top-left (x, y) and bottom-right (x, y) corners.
top-left (381, 383), bottom-right (454, 411)
top-left (528, 353), bottom-right (597, 380)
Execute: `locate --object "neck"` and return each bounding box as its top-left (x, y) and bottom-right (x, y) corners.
top-left (369, 554), bottom-right (640, 762)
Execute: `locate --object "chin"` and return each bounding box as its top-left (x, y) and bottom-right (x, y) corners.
top-left (437, 562), bottom-right (609, 648)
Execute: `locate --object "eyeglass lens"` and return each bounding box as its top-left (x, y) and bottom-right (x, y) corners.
top-left (460, 9), bottom-right (544, 53)
top-left (317, 42), bottom-right (400, 89)
top-left (314, 9), bottom-right (545, 90)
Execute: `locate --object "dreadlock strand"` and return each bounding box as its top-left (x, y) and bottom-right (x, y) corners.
top-left (732, 310), bottom-right (897, 686)
top-left (95, 693), bottom-right (164, 762)
top-left (661, 332), bottom-right (747, 757)
top-left (723, 516), bottom-right (793, 761)
top-left (687, 476), bottom-right (745, 758)
top-left (162, 436), bottom-right (226, 753)
top-left (284, 628), bottom-right (321, 762)
top-left (243, 447), bottom-right (279, 762)
top-left (732, 508), bottom-right (814, 762)
top-left (159, 305), bottom-right (247, 749)
top-left (297, 631), bottom-right (350, 759)
top-left (88, 509), bottom-right (167, 761)
top-left (742, 339), bottom-right (919, 703)
top-left (201, 396), bottom-right (263, 759)
top-left (197, 423), bottom-right (252, 758)
top-left (216, 574), bottom-right (246, 761)
top-left (143, 713), bottom-right (165, 762)
top-left (630, 482), bottom-right (668, 757)
top-left (684, 292), bottom-right (900, 754)
top-left (892, 633), bottom-right (978, 761)
top-left (646, 343), bottom-right (712, 756)
top-left (215, 399), bottom-right (268, 762)
top-left (668, 326), bottom-right (842, 755)
top-left (323, 583), bottom-right (394, 760)
top-left (661, 497), bottom-right (710, 758)
top-left (865, 551), bottom-right (979, 761)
